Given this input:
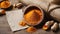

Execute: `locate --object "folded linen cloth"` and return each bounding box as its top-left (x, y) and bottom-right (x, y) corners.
top-left (6, 9), bottom-right (29, 31)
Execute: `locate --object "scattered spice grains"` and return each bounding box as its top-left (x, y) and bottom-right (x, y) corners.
top-left (26, 27), bottom-right (36, 32)
top-left (19, 20), bottom-right (26, 26)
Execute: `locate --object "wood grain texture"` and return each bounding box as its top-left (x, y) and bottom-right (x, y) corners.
top-left (0, 0), bottom-right (60, 34)
top-left (0, 15), bottom-right (60, 34)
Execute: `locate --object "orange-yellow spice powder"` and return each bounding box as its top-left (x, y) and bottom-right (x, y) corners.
top-left (24, 9), bottom-right (42, 25)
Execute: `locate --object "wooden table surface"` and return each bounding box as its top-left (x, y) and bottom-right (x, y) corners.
top-left (0, 15), bottom-right (60, 34)
top-left (0, 0), bottom-right (60, 34)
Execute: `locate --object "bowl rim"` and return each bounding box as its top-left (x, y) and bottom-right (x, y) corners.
top-left (23, 4), bottom-right (44, 26)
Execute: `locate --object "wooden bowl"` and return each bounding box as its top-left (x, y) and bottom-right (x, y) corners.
top-left (23, 4), bottom-right (44, 26)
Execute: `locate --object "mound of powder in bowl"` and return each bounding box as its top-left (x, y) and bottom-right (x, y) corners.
top-left (24, 9), bottom-right (42, 25)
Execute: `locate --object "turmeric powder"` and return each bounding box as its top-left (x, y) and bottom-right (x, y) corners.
top-left (19, 20), bottom-right (26, 26)
top-left (0, 1), bottom-right (10, 8)
top-left (24, 9), bottom-right (42, 25)
top-left (26, 27), bottom-right (36, 32)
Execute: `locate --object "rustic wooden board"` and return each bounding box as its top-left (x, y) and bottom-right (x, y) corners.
top-left (0, 15), bottom-right (60, 34)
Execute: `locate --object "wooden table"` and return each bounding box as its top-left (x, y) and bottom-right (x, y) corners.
top-left (0, 0), bottom-right (60, 34)
top-left (0, 15), bottom-right (60, 34)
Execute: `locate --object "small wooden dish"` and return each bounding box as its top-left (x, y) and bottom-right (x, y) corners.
top-left (23, 4), bottom-right (44, 26)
